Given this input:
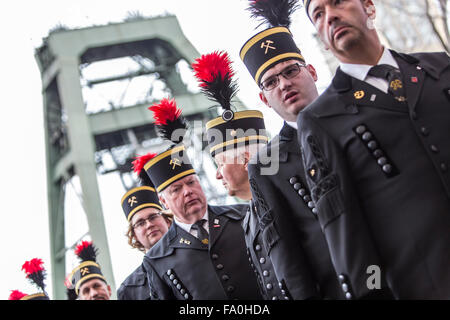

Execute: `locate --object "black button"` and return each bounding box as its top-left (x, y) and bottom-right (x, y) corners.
top-left (377, 157), bottom-right (387, 166)
top-left (263, 270), bottom-right (269, 277)
top-left (441, 163), bottom-right (448, 172)
top-left (362, 132), bottom-right (372, 141)
top-left (227, 286), bottom-right (235, 292)
top-left (367, 141), bottom-right (378, 150)
top-left (373, 149), bottom-right (383, 158)
top-left (430, 145), bottom-right (439, 153)
top-left (212, 253), bottom-right (219, 260)
top-left (259, 258), bottom-right (266, 264)
top-left (289, 177), bottom-right (298, 184)
top-left (216, 264), bottom-right (224, 270)
top-left (298, 189), bottom-right (307, 196)
top-left (266, 283), bottom-right (273, 290)
top-left (293, 183), bottom-right (301, 190)
top-left (222, 275), bottom-right (230, 281)
top-left (356, 125), bottom-right (366, 135)
top-left (382, 164), bottom-right (393, 174)
top-left (255, 244), bottom-right (261, 251)
top-left (420, 127), bottom-right (429, 136)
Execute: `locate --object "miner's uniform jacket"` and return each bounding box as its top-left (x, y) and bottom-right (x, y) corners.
top-left (243, 201), bottom-right (291, 300)
top-left (143, 204), bottom-right (262, 300)
top-left (248, 123), bottom-right (344, 299)
top-left (117, 264), bottom-right (151, 300)
top-left (297, 50), bottom-right (450, 299)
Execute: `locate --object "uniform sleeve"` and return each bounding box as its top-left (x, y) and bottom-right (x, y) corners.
top-left (297, 111), bottom-right (393, 299)
top-left (116, 283), bottom-right (127, 300)
top-left (142, 255), bottom-right (174, 300)
top-left (248, 164), bottom-right (320, 300)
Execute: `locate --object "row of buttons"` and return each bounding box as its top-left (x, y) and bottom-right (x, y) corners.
top-left (213, 252), bottom-right (235, 294)
top-left (410, 107), bottom-right (448, 173)
top-left (166, 269), bottom-right (190, 299)
top-left (289, 176), bottom-right (318, 215)
top-left (354, 124), bottom-right (398, 178)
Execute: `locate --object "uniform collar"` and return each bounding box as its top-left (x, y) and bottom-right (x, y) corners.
top-left (339, 46), bottom-right (399, 82)
top-left (173, 209), bottom-right (208, 234)
top-left (285, 121), bottom-right (298, 130)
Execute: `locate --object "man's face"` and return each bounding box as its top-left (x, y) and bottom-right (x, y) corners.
top-left (78, 279), bottom-right (111, 300)
top-left (259, 60), bottom-right (319, 122)
top-left (214, 151), bottom-right (250, 200)
top-left (131, 207), bottom-right (170, 250)
top-left (308, 0), bottom-right (375, 61)
top-left (160, 175), bottom-right (207, 223)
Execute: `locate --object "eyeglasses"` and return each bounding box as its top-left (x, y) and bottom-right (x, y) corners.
top-left (260, 63), bottom-right (306, 91)
top-left (132, 213), bottom-right (162, 230)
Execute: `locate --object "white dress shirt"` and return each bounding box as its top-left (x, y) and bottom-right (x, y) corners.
top-left (174, 209), bottom-right (209, 238)
top-left (339, 47), bottom-right (399, 93)
top-left (286, 121), bottom-right (298, 130)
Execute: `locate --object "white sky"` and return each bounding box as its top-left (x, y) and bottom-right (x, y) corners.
top-left (0, 0), bottom-right (332, 299)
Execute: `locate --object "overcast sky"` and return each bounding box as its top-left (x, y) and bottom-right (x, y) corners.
top-left (0, 0), bottom-right (333, 299)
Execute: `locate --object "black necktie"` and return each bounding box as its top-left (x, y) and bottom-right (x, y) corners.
top-left (191, 219), bottom-right (209, 245)
top-left (368, 64), bottom-right (407, 103)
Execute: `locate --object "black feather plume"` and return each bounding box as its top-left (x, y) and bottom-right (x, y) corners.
top-left (247, 0), bottom-right (300, 28)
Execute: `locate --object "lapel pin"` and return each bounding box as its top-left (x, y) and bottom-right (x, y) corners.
top-left (370, 94), bottom-right (377, 101)
top-left (354, 90), bottom-right (365, 99)
top-left (411, 77), bottom-right (418, 83)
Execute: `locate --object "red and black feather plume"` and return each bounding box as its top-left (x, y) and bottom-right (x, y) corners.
top-left (192, 51), bottom-right (238, 113)
top-left (132, 152), bottom-right (157, 187)
top-left (21, 258), bottom-right (47, 294)
top-left (8, 290), bottom-right (28, 300)
top-left (148, 98), bottom-right (187, 144)
top-left (247, 0), bottom-right (300, 28)
top-left (75, 241), bottom-right (98, 263)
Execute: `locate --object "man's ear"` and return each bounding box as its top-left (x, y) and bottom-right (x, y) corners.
top-left (243, 151), bottom-right (251, 172)
top-left (159, 194), bottom-right (167, 209)
top-left (259, 91), bottom-right (270, 108)
top-left (364, 0), bottom-right (376, 19)
top-left (306, 64), bottom-right (318, 82)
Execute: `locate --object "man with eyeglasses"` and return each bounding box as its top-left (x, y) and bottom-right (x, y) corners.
top-left (118, 177), bottom-right (172, 300)
top-left (294, 0), bottom-right (450, 299)
top-left (238, 0), bottom-right (343, 299)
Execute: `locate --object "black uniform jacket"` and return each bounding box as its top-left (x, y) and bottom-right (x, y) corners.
top-left (243, 201), bottom-right (291, 300)
top-left (143, 204), bottom-right (262, 300)
top-left (248, 123), bottom-right (344, 299)
top-left (117, 264), bottom-right (150, 300)
top-left (297, 50), bottom-right (450, 299)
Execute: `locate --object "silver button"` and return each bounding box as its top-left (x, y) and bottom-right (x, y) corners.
top-left (266, 283), bottom-right (273, 290)
top-left (263, 270), bottom-right (269, 277)
top-left (345, 292), bottom-right (352, 299)
top-left (259, 257), bottom-right (266, 264)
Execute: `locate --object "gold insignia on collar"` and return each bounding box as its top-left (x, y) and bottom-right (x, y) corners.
top-left (169, 158), bottom-right (182, 170)
top-left (128, 196), bottom-right (137, 207)
top-left (309, 168), bottom-right (316, 177)
top-left (261, 40), bottom-right (276, 54)
top-left (180, 238), bottom-right (191, 245)
top-left (354, 90), bottom-right (365, 99)
top-left (201, 239), bottom-right (209, 245)
top-left (390, 79), bottom-right (403, 91)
